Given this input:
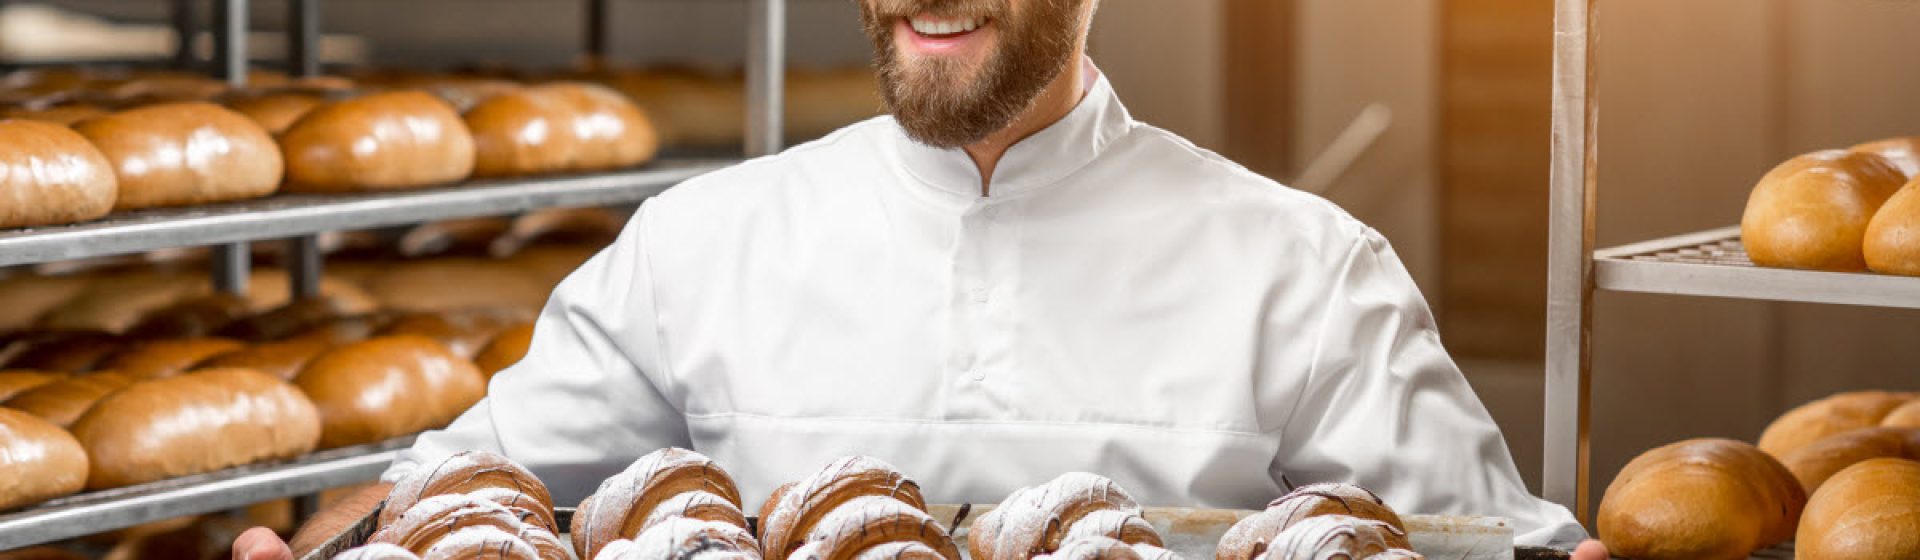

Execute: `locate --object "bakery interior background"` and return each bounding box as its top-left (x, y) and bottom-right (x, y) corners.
top-left (9, 0), bottom-right (1920, 521)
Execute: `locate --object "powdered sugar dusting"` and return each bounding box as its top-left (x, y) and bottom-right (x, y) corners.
top-left (420, 526), bottom-right (539, 560)
top-left (621, 517), bottom-right (761, 560)
top-left (1255, 515), bottom-right (1419, 560)
top-left (576, 448), bottom-right (744, 559)
top-left (761, 456), bottom-right (925, 558)
top-left (983, 473), bottom-right (1148, 560)
top-left (333, 543), bottom-right (421, 560)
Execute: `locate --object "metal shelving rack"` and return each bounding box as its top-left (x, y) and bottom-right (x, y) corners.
top-left (0, 0), bottom-right (785, 548)
top-left (1542, 0), bottom-right (1920, 523)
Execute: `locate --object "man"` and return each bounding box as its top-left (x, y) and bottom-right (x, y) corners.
top-left (238, 0), bottom-right (1609, 557)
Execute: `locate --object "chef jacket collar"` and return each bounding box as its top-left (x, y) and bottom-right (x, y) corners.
top-left (890, 59), bottom-right (1130, 201)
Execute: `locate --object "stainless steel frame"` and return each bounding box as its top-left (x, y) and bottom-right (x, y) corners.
top-left (747, 0), bottom-right (787, 157)
top-left (1594, 227), bottom-right (1920, 308)
top-left (1544, 0), bottom-right (1597, 521)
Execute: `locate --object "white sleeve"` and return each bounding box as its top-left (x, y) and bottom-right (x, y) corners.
top-left (381, 203), bottom-right (690, 504)
top-left (1270, 229), bottom-right (1586, 548)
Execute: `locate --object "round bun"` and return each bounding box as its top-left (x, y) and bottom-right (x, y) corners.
top-left (1796, 458), bottom-right (1920, 560)
top-left (1864, 177), bottom-right (1920, 275)
top-left (1779, 427), bottom-right (1920, 494)
top-left (280, 91), bottom-right (476, 192)
top-left (1852, 137), bottom-right (1920, 179)
top-left (464, 89), bottom-right (582, 178)
top-left (72, 102), bottom-right (283, 210)
top-left (1597, 438), bottom-right (1805, 560)
top-left (1759, 391), bottom-right (1918, 458)
top-left (1742, 150), bottom-right (1909, 271)
top-left (535, 82), bottom-right (658, 171)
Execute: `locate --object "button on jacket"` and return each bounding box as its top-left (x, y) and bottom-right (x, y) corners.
top-left (386, 66), bottom-right (1586, 547)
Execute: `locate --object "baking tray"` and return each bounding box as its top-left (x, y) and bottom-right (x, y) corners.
top-left (305, 503), bottom-right (1568, 560)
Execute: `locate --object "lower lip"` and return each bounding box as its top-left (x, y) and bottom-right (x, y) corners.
top-left (897, 17), bottom-right (989, 55)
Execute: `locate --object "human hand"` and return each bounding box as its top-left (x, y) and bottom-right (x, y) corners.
top-left (232, 526), bottom-right (293, 560)
top-left (1571, 539), bottom-right (1608, 560)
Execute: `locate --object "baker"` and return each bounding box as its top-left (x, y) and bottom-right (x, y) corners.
top-left (238, 0), bottom-right (1607, 557)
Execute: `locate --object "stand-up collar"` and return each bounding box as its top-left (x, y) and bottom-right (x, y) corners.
top-left (889, 60), bottom-right (1133, 200)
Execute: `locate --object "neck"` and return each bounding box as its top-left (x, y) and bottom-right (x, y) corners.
top-left (963, 56), bottom-right (1089, 197)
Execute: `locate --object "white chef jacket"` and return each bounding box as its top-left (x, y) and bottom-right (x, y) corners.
top-left (385, 65), bottom-right (1586, 548)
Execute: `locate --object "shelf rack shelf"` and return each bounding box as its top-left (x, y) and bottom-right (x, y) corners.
top-left (0, 437), bottom-right (414, 550)
top-left (0, 0), bottom-right (787, 550)
top-left (1542, 0), bottom-right (1920, 527)
top-left (0, 159), bottom-right (733, 268)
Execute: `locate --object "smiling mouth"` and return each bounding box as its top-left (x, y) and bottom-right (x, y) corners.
top-left (904, 14), bottom-right (990, 38)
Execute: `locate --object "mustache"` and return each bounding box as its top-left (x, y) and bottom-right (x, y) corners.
top-left (861, 0), bottom-right (1006, 17)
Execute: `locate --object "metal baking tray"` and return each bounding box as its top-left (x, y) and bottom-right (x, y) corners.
top-left (0, 436), bottom-right (414, 550)
top-left (305, 503), bottom-right (1567, 560)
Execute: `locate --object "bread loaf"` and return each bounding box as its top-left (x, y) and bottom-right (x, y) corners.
top-left (99, 337), bottom-right (246, 379)
top-left (365, 260), bottom-right (548, 313)
top-left (464, 89), bottom-right (583, 178)
top-left (1796, 458), bottom-right (1920, 560)
top-left (1863, 177), bottom-right (1920, 276)
top-left (0, 274), bottom-right (92, 331)
top-left (243, 269), bottom-right (380, 315)
top-left (1759, 391), bottom-right (1918, 458)
top-left (72, 103), bottom-right (283, 210)
top-left (506, 245), bottom-right (598, 293)
top-left (1596, 438), bottom-right (1806, 560)
top-left (571, 448), bottom-right (746, 559)
top-left (3, 330), bottom-right (126, 372)
top-left (604, 70), bottom-right (744, 147)
top-left (1217, 483), bottom-right (1408, 560)
top-left (198, 337), bottom-right (335, 380)
top-left (292, 336), bottom-right (485, 448)
top-left (280, 91), bottom-right (476, 192)
top-left (1852, 137), bottom-right (1920, 178)
top-left (474, 323), bottom-right (533, 378)
top-left (1885, 400), bottom-right (1920, 428)
top-left (70, 367), bottom-right (320, 489)
top-left (0, 408), bottom-right (89, 509)
top-left (1, 372), bottom-right (133, 427)
top-left (0, 119), bottom-right (118, 228)
top-left (535, 82), bottom-right (658, 171)
top-left (379, 310), bottom-right (530, 360)
top-left (226, 91), bottom-right (327, 134)
top-left (216, 295), bottom-right (371, 342)
top-left (1780, 427), bottom-right (1920, 494)
top-left (1742, 150), bottom-right (1909, 271)
top-left (0, 370), bottom-right (62, 401)
top-left (126, 295), bottom-right (253, 339)
top-left (38, 271), bottom-right (206, 334)
top-left (2, 104), bottom-right (108, 126)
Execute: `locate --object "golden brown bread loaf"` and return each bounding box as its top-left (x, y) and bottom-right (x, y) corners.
top-left (0, 119), bottom-right (118, 228)
top-left (72, 102), bottom-right (284, 210)
top-left (571, 448), bottom-right (746, 559)
top-left (761, 456), bottom-right (932, 559)
top-left (464, 90), bottom-right (583, 178)
top-left (215, 294), bottom-right (381, 342)
top-left (243, 269), bottom-right (380, 315)
top-left (280, 91), bottom-right (476, 192)
top-left (1796, 458), bottom-right (1920, 560)
top-left (971, 472), bottom-right (1162, 560)
top-left (2, 104), bottom-right (109, 126)
top-left (99, 337), bottom-right (246, 380)
top-left (1758, 391), bottom-right (1919, 458)
top-left (1596, 438), bottom-right (1806, 560)
top-left (0, 408), bottom-right (89, 509)
top-left (604, 70), bottom-right (744, 147)
top-left (125, 294), bottom-right (254, 339)
top-left (0, 274), bottom-right (93, 331)
top-left (198, 337), bottom-right (335, 380)
top-left (3, 330), bottom-right (126, 372)
top-left (365, 259), bottom-right (549, 313)
top-left (1217, 483), bottom-right (1408, 560)
top-left (2, 372), bottom-right (134, 427)
top-left (1852, 137), bottom-right (1920, 178)
top-left (0, 370), bottom-right (62, 401)
top-left (225, 91), bottom-right (328, 134)
top-left (382, 450), bottom-right (555, 532)
top-left (1885, 400), bottom-right (1920, 428)
top-left (378, 310), bottom-right (530, 360)
top-left (292, 336), bottom-right (485, 448)
top-left (535, 82), bottom-right (658, 171)
top-left (38, 271), bottom-right (206, 334)
top-left (1779, 427), bottom-right (1920, 494)
top-left (1863, 177), bottom-right (1920, 276)
top-left (474, 323), bottom-right (533, 378)
top-left (1742, 150), bottom-right (1909, 271)
top-left (71, 367), bottom-right (320, 489)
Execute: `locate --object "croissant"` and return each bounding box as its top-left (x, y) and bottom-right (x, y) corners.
top-left (333, 543), bottom-right (423, 560)
top-left (1216, 483), bottom-right (1408, 560)
top-left (785, 495), bottom-right (962, 560)
top-left (758, 456), bottom-right (932, 559)
top-left (381, 451), bottom-right (555, 531)
top-left (420, 526), bottom-right (543, 560)
top-left (596, 517), bottom-right (762, 560)
top-left (371, 494), bottom-right (565, 560)
top-left (1257, 516), bottom-right (1420, 560)
top-left (572, 448), bottom-right (747, 559)
top-left (969, 472), bottom-right (1161, 560)
top-left (1035, 537), bottom-right (1181, 560)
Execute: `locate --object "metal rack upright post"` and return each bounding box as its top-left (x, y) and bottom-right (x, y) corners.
top-left (0, 0), bottom-right (784, 548)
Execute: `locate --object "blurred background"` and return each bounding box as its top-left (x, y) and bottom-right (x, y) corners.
top-left (5, 0), bottom-right (1920, 526)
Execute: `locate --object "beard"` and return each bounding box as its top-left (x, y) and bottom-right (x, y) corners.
top-left (858, 0), bottom-right (1086, 149)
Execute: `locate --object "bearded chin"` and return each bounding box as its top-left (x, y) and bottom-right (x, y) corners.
top-left (863, 0), bottom-right (1081, 150)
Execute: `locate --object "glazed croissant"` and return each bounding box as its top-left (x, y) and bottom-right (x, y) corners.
top-left (381, 450), bottom-right (556, 533)
top-left (757, 456), bottom-right (952, 560)
top-left (594, 517), bottom-right (763, 560)
top-left (1215, 483), bottom-right (1409, 560)
top-left (368, 494), bottom-right (568, 560)
top-left (968, 472), bottom-right (1176, 560)
top-left (571, 448), bottom-right (750, 559)
top-left (1258, 516), bottom-right (1421, 560)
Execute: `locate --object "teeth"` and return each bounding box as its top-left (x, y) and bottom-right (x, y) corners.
top-left (909, 15), bottom-right (986, 36)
